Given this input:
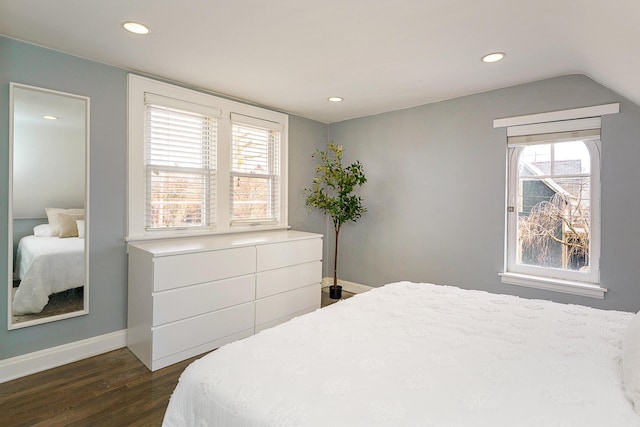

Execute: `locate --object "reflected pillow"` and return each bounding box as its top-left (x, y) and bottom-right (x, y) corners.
top-left (45, 207), bottom-right (66, 235)
top-left (59, 213), bottom-right (84, 238)
top-left (76, 219), bottom-right (85, 239)
top-left (45, 207), bottom-right (85, 236)
top-left (33, 224), bottom-right (56, 237)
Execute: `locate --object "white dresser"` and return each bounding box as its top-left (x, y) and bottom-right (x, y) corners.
top-left (127, 230), bottom-right (323, 371)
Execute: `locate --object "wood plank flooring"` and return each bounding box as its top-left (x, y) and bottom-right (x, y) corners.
top-left (1, 290), bottom-right (356, 426)
top-left (0, 348), bottom-right (199, 427)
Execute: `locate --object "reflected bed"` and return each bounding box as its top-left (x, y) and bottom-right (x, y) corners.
top-left (163, 281), bottom-right (639, 426)
top-left (13, 235), bottom-right (84, 314)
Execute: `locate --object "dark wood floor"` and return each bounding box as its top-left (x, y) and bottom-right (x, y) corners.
top-left (12, 286), bottom-right (84, 325)
top-left (1, 290), bottom-right (356, 426)
top-left (321, 287), bottom-right (354, 307)
top-left (0, 348), bottom-right (200, 427)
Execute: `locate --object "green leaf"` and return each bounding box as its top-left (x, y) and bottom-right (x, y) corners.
top-left (303, 141), bottom-right (367, 230)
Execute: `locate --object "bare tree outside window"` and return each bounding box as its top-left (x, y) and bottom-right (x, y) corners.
top-left (518, 191), bottom-right (590, 271)
top-left (516, 141), bottom-right (591, 272)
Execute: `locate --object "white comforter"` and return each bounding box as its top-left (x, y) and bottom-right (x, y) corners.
top-left (163, 281), bottom-right (638, 426)
top-left (13, 235), bottom-right (84, 314)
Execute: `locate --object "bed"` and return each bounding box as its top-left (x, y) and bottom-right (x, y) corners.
top-left (163, 281), bottom-right (640, 426)
top-left (12, 235), bottom-right (85, 314)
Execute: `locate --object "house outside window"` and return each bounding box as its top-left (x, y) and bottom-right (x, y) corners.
top-left (507, 136), bottom-right (599, 284)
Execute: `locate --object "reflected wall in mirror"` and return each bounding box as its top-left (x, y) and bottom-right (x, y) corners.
top-left (8, 83), bottom-right (90, 329)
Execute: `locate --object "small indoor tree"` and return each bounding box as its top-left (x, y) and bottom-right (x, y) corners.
top-left (304, 141), bottom-right (367, 299)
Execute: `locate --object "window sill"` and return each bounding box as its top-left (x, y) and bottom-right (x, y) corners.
top-left (126, 224), bottom-right (290, 243)
top-left (499, 272), bottom-right (606, 299)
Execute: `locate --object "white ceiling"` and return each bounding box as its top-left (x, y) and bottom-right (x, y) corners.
top-left (1, 0), bottom-right (639, 123)
top-left (13, 85), bottom-right (86, 130)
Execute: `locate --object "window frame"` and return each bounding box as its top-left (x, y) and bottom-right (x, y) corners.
top-left (505, 138), bottom-right (601, 284)
top-left (229, 114), bottom-right (283, 226)
top-left (494, 103), bottom-right (619, 299)
top-left (127, 74), bottom-right (288, 240)
top-left (144, 101), bottom-right (218, 231)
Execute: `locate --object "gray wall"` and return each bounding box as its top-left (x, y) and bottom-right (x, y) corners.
top-left (328, 74), bottom-right (640, 312)
top-left (3, 35), bottom-right (638, 364)
top-left (1, 36), bottom-right (128, 360)
top-left (288, 115), bottom-right (330, 239)
top-left (0, 37), bottom-right (328, 361)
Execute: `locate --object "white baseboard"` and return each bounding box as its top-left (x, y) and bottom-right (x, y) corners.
top-left (0, 329), bottom-right (127, 384)
top-left (322, 277), bottom-right (373, 294)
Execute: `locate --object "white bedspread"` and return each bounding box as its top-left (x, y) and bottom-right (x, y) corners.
top-left (163, 281), bottom-right (639, 426)
top-left (13, 235), bottom-right (84, 314)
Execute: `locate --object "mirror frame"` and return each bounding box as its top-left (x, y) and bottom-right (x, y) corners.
top-left (7, 83), bottom-right (90, 330)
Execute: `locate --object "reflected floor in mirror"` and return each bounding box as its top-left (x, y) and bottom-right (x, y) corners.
top-left (11, 286), bottom-right (83, 324)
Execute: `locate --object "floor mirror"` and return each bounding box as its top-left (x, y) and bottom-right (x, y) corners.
top-left (8, 83), bottom-right (90, 329)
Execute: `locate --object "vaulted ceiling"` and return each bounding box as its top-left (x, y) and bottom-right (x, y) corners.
top-left (1, 1), bottom-right (638, 123)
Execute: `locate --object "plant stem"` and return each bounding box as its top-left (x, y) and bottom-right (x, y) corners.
top-left (333, 224), bottom-right (340, 289)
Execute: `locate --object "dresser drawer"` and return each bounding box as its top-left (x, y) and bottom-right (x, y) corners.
top-left (128, 230), bottom-right (323, 371)
top-left (153, 274), bottom-right (255, 326)
top-left (152, 302), bottom-right (255, 361)
top-left (256, 238), bottom-right (322, 272)
top-left (255, 284), bottom-right (319, 327)
top-left (153, 246), bottom-right (256, 291)
top-left (256, 261), bottom-right (321, 299)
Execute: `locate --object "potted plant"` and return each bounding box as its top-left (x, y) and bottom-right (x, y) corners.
top-left (304, 141), bottom-right (367, 299)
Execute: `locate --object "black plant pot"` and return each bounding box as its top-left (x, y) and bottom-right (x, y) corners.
top-left (329, 285), bottom-right (342, 299)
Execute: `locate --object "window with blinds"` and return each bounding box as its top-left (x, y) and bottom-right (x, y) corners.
top-left (129, 75), bottom-right (288, 239)
top-left (230, 115), bottom-right (281, 224)
top-left (145, 101), bottom-right (217, 230)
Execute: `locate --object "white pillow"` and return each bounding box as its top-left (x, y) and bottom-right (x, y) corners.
top-left (76, 220), bottom-right (85, 239)
top-left (623, 311), bottom-right (640, 413)
top-left (33, 224), bottom-right (56, 237)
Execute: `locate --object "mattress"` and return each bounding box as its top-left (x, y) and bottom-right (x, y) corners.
top-left (163, 281), bottom-right (639, 426)
top-left (13, 235), bottom-right (85, 314)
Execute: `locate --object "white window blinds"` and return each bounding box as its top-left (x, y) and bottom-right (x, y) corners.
top-left (506, 118), bottom-right (601, 146)
top-left (129, 75), bottom-right (289, 239)
top-left (144, 96), bottom-right (218, 230)
top-left (230, 113), bottom-right (282, 224)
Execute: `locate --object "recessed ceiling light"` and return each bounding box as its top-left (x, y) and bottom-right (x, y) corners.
top-left (328, 97), bottom-right (343, 102)
top-left (123, 21), bottom-right (150, 35)
top-left (43, 115), bottom-right (59, 120)
top-left (481, 52), bottom-right (506, 63)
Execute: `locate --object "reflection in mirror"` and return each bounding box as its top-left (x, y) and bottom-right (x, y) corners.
top-left (8, 83), bottom-right (89, 329)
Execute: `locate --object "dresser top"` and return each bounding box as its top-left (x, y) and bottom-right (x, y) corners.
top-left (128, 229), bottom-right (322, 257)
